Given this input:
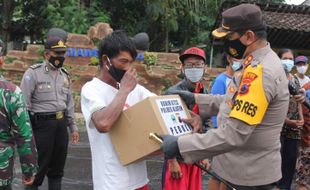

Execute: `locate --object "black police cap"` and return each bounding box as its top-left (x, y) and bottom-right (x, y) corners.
top-left (45, 28), bottom-right (68, 52)
top-left (212, 4), bottom-right (266, 38)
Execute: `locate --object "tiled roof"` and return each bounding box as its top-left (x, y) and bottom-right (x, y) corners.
top-left (211, 1), bottom-right (310, 49)
top-left (264, 11), bottom-right (310, 32)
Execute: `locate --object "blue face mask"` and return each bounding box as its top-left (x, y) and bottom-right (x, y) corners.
top-left (231, 61), bottom-right (242, 71)
top-left (281, 59), bottom-right (294, 72)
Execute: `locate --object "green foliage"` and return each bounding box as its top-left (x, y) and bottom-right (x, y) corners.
top-left (78, 66), bottom-right (87, 71)
top-left (160, 64), bottom-right (175, 69)
top-left (36, 46), bottom-right (45, 56)
top-left (43, 0), bottom-right (89, 34)
top-left (144, 52), bottom-right (157, 67)
top-left (4, 57), bottom-right (17, 64)
top-left (35, 57), bottom-right (44, 64)
top-left (89, 57), bottom-right (99, 66)
top-left (161, 78), bottom-right (172, 92)
top-left (63, 65), bottom-right (72, 71)
top-left (3, 0), bottom-right (285, 52)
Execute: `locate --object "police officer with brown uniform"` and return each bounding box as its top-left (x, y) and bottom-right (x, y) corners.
top-left (159, 4), bottom-right (303, 190)
top-left (21, 28), bottom-right (79, 190)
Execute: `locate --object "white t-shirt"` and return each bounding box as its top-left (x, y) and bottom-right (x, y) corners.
top-left (296, 75), bottom-right (310, 87)
top-left (81, 78), bottom-right (154, 190)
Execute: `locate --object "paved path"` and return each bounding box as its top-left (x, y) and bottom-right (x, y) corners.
top-left (12, 130), bottom-right (210, 190)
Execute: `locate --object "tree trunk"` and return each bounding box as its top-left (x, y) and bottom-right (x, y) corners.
top-left (1, 0), bottom-right (15, 51)
top-left (165, 27), bottom-right (169, 52)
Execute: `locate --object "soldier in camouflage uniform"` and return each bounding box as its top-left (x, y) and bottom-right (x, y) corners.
top-left (0, 39), bottom-right (38, 189)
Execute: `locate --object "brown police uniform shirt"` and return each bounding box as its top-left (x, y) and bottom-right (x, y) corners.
top-left (178, 44), bottom-right (289, 186)
top-left (20, 61), bottom-right (78, 132)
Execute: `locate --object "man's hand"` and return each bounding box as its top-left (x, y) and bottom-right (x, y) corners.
top-left (119, 67), bottom-right (137, 94)
top-left (160, 135), bottom-right (181, 160)
top-left (71, 131), bottom-right (79, 145)
top-left (168, 158), bottom-right (182, 179)
top-left (181, 111), bottom-right (202, 133)
top-left (293, 88), bottom-right (306, 103)
top-left (201, 159), bottom-right (210, 175)
top-left (23, 175), bottom-right (35, 185)
top-left (168, 90), bottom-right (195, 107)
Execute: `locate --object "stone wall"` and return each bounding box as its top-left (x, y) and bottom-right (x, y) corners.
top-left (1, 23), bottom-right (225, 112)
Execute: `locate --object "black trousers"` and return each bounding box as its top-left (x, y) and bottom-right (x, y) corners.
top-left (30, 116), bottom-right (68, 186)
top-left (0, 185), bottom-right (12, 190)
top-left (277, 136), bottom-right (299, 190)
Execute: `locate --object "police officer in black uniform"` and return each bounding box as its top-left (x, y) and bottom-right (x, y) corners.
top-left (21, 28), bottom-right (79, 190)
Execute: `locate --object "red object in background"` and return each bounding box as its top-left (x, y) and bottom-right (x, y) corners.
top-left (163, 162), bottom-right (202, 190)
top-left (192, 82), bottom-right (203, 114)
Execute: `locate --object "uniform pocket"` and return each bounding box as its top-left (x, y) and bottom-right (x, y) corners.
top-left (62, 87), bottom-right (69, 94)
top-left (35, 84), bottom-right (55, 101)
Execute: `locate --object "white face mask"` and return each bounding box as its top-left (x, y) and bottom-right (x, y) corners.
top-left (296, 65), bottom-right (308, 74)
top-left (231, 61), bottom-right (242, 71)
top-left (281, 59), bottom-right (294, 72)
top-left (184, 68), bottom-right (204, 83)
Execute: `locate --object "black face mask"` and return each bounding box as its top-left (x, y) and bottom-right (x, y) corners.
top-left (49, 56), bottom-right (65, 68)
top-left (224, 37), bottom-right (247, 60)
top-left (105, 57), bottom-right (126, 83)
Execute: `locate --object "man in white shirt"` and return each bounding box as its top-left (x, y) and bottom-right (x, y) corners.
top-left (295, 55), bottom-right (310, 87)
top-left (81, 31), bottom-right (154, 190)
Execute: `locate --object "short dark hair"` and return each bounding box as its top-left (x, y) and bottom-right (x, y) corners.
top-left (222, 53), bottom-right (229, 67)
top-left (253, 30), bottom-right (267, 40)
top-left (278, 48), bottom-right (293, 59)
top-left (98, 30), bottom-right (137, 67)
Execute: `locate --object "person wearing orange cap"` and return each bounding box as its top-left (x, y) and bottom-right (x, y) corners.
top-left (162, 47), bottom-right (208, 190)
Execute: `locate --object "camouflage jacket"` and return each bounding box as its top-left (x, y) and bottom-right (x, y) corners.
top-left (0, 77), bottom-right (38, 186)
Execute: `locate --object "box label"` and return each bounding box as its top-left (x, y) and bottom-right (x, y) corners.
top-left (156, 98), bottom-right (192, 136)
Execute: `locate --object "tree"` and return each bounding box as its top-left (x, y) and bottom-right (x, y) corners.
top-left (0, 0), bottom-right (286, 53)
top-left (0, 0), bottom-right (16, 49)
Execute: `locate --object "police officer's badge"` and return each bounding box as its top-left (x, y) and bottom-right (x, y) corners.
top-left (229, 47), bottom-right (238, 57)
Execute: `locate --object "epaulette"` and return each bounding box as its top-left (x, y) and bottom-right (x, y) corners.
top-left (30, 63), bottom-right (43, 70)
top-left (60, 68), bottom-right (70, 77)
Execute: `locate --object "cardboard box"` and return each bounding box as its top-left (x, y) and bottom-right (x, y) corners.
top-left (110, 95), bottom-right (192, 165)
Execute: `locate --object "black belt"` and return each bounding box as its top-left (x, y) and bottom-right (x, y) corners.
top-left (30, 111), bottom-right (65, 120)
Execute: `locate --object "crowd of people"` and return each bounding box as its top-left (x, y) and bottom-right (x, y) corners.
top-left (0, 3), bottom-right (309, 190)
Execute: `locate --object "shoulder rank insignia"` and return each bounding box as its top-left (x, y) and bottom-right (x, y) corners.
top-left (60, 68), bottom-right (70, 77)
top-left (30, 63), bottom-right (43, 70)
top-left (243, 55), bottom-right (253, 68)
